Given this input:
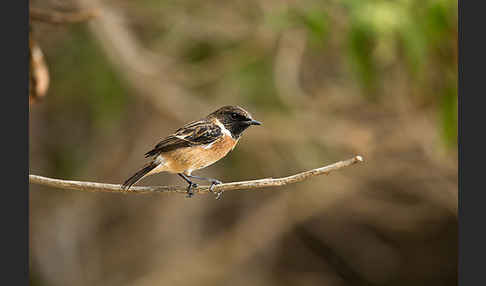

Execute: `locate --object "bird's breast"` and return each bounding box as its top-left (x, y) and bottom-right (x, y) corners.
top-left (162, 135), bottom-right (238, 174)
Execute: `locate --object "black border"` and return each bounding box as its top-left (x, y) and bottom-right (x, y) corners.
top-left (2, 0), bottom-right (29, 284)
top-left (458, 0), bottom-right (484, 285)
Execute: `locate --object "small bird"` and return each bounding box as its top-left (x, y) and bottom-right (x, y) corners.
top-left (121, 105), bottom-right (261, 199)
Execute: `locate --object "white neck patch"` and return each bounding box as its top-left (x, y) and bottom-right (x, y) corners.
top-left (214, 119), bottom-right (232, 137)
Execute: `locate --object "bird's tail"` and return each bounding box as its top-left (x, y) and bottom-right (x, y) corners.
top-left (122, 162), bottom-right (158, 190)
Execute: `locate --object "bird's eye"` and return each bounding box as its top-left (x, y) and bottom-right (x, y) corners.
top-left (231, 113), bottom-right (239, 119)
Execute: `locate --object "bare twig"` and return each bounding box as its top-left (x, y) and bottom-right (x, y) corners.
top-left (29, 155), bottom-right (364, 195)
top-left (30, 7), bottom-right (99, 24)
top-left (29, 36), bottom-right (50, 105)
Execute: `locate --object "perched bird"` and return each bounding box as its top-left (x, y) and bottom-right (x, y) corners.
top-left (121, 105), bottom-right (261, 199)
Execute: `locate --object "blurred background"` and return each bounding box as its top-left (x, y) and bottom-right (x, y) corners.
top-left (29, 0), bottom-right (457, 285)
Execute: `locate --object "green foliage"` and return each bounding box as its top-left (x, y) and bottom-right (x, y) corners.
top-left (182, 40), bottom-right (216, 63)
top-left (348, 23), bottom-right (378, 98)
top-left (235, 58), bottom-right (287, 111)
top-left (40, 0), bottom-right (457, 154)
top-left (288, 8), bottom-right (329, 47)
top-left (43, 26), bottom-right (131, 177)
top-left (342, 0), bottom-right (457, 142)
top-left (49, 26), bottom-right (129, 132)
top-left (265, 5), bottom-right (329, 47)
top-left (259, 0), bottom-right (457, 145)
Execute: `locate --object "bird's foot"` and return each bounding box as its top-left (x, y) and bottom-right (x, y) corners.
top-left (186, 182), bottom-right (198, 198)
top-left (209, 180), bottom-right (223, 200)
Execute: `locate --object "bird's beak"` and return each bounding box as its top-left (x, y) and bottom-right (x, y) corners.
top-left (249, 119), bottom-right (262, 126)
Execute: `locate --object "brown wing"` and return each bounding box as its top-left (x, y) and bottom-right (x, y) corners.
top-left (144, 120), bottom-right (223, 158)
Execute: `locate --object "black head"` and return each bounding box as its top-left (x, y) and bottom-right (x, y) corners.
top-left (209, 105), bottom-right (261, 138)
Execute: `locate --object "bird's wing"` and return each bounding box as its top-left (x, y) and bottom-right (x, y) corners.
top-left (144, 120), bottom-right (223, 157)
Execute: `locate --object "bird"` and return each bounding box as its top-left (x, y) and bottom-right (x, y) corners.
top-left (121, 105), bottom-right (262, 199)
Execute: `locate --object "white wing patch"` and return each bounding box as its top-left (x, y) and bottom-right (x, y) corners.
top-left (203, 140), bottom-right (218, 149)
top-left (154, 155), bottom-right (167, 165)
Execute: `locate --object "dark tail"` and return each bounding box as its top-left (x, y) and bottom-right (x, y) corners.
top-left (122, 162), bottom-right (158, 190)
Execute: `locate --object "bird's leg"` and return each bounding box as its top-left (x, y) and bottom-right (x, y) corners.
top-left (185, 174), bottom-right (223, 200)
top-left (178, 173), bottom-right (198, 198)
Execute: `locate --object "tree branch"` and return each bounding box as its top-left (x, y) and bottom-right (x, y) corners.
top-left (29, 155), bottom-right (364, 195)
top-left (30, 8), bottom-right (99, 24)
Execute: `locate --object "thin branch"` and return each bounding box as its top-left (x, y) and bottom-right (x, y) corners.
top-left (30, 8), bottom-right (99, 24)
top-left (29, 155), bottom-right (364, 195)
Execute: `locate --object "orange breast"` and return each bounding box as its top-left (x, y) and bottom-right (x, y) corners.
top-left (162, 135), bottom-right (238, 174)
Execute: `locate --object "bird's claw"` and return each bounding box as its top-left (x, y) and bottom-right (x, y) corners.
top-left (209, 180), bottom-right (223, 200)
top-left (214, 191), bottom-right (224, 200)
top-left (186, 182), bottom-right (198, 198)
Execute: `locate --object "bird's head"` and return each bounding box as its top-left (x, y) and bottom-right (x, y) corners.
top-left (210, 105), bottom-right (261, 138)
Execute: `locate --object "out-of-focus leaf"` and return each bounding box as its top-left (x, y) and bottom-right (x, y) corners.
top-left (264, 6), bottom-right (329, 48)
top-left (235, 58), bottom-right (287, 111)
top-left (347, 23), bottom-right (377, 99)
top-left (400, 20), bottom-right (428, 77)
top-left (51, 26), bottom-right (129, 131)
top-left (291, 8), bottom-right (329, 47)
top-left (182, 40), bottom-right (216, 63)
